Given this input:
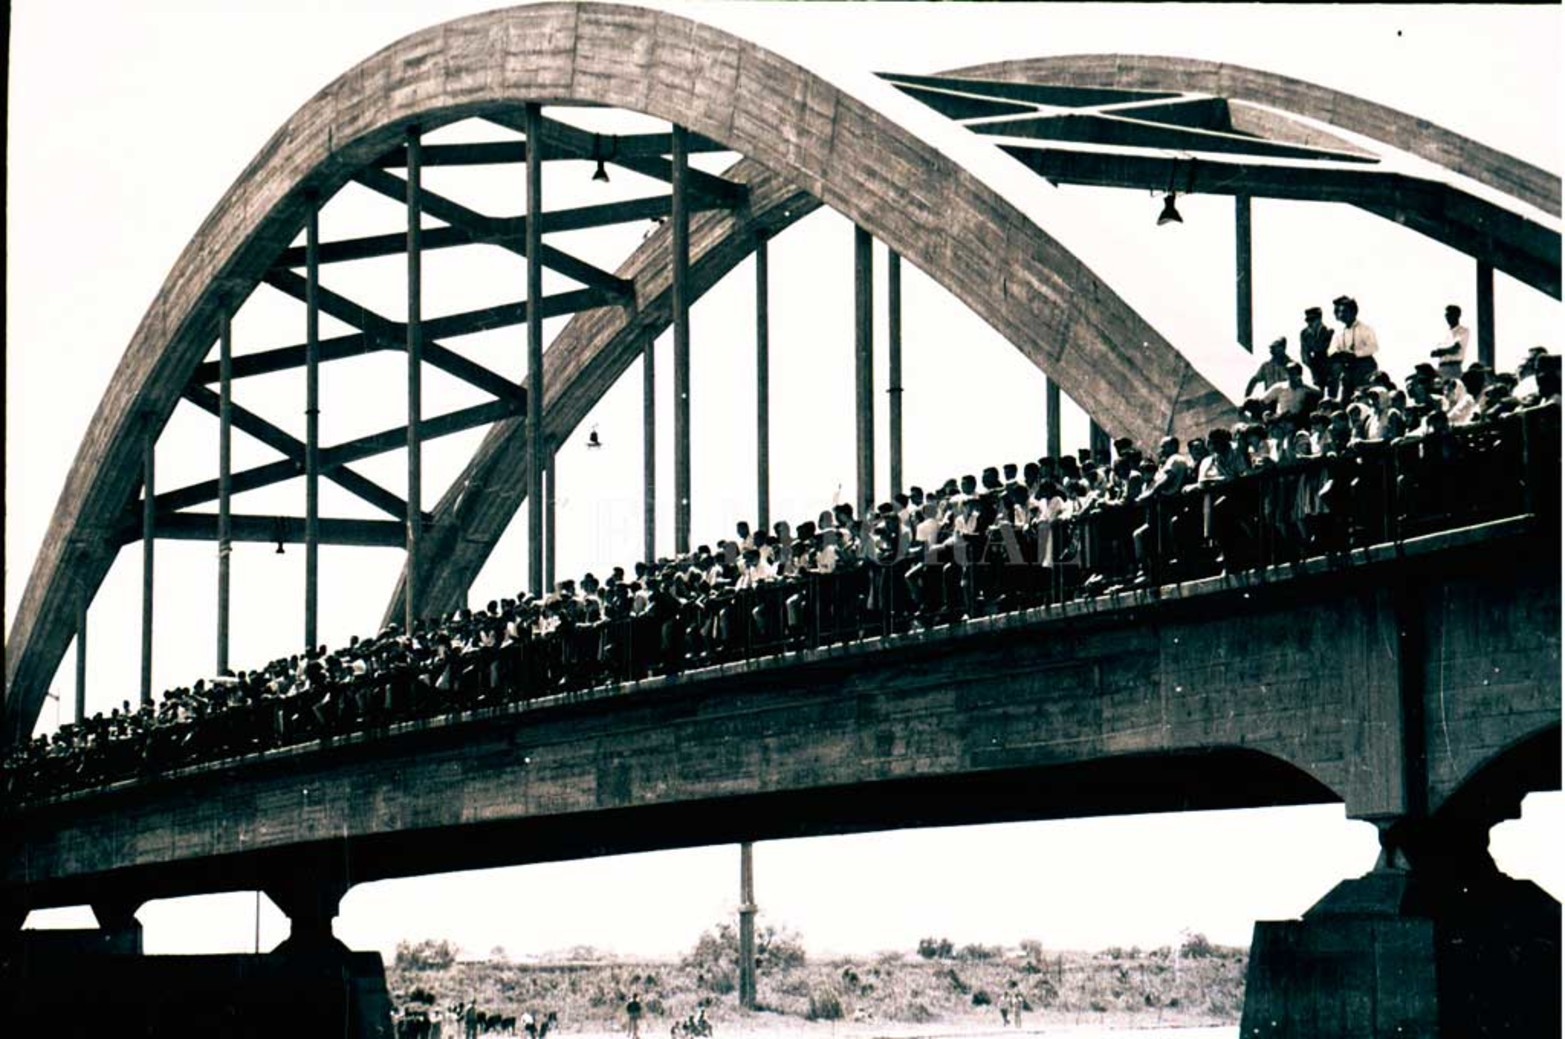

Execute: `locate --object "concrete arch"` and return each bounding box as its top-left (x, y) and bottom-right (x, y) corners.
top-left (1432, 724), bottom-right (1562, 828)
top-left (5, 2), bottom-right (1242, 738)
top-left (384, 45), bottom-right (1563, 622)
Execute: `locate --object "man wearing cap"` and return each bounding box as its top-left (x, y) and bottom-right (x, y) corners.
top-left (1300, 306), bottom-right (1334, 392)
top-left (1245, 337), bottom-right (1292, 398)
top-left (1328, 296), bottom-right (1379, 399)
top-left (1430, 304), bottom-right (1470, 381)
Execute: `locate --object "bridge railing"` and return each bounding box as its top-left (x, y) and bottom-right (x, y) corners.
top-left (3, 403), bottom-right (1557, 804)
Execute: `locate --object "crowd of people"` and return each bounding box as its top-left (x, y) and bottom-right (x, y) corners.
top-left (2, 295), bottom-right (1557, 803)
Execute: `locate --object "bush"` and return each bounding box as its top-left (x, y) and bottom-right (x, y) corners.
top-left (942, 968), bottom-right (968, 995)
top-left (916, 937), bottom-right (954, 960)
top-left (685, 920), bottom-right (806, 976)
top-left (1181, 932), bottom-right (1215, 959)
top-left (806, 990), bottom-right (843, 1021)
top-left (957, 943), bottom-right (1001, 962)
top-left (394, 939), bottom-right (458, 972)
top-left (971, 990), bottom-right (992, 1007)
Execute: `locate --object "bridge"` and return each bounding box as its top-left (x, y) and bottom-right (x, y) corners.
top-left (4, 5), bottom-right (1561, 1038)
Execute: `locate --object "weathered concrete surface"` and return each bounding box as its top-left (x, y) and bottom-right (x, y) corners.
top-left (3, 525), bottom-right (1556, 916)
top-left (1241, 890), bottom-right (1560, 1039)
top-left (5, 3), bottom-right (1244, 742)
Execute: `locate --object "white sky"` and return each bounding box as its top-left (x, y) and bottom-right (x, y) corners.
top-left (6, 1), bottom-right (1562, 960)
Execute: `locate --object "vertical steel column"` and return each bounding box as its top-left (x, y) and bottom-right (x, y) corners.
top-left (755, 237), bottom-right (771, 532)
top-left (1089, 419), bottom-right (1110, 463)
top-left (304, 204), bottom-right (321, 650)
top-left (672, 124), bottom-right (692, 555)
top-left (643, 338), bottom-right (657, 566)
top-left (854, 225), bottom-right (875, 518)
top-left (1235, 194), bottom-right (1253, 352)
top-left (140, 428), bottom-right (155, 707)
top-left (405, 126), bottom-right (424, 629)
top-left (1476, 260), bottom-right (1495, 369)
top-left (887, 249), bottom-right (904, 497)
top-left (526, 103), bottom-right (546, 595)
top-left (1045, 377), bottom-right (1062, 460)
top-left (544, 444), bottom-right (557, 593)
top-left (217, 308), bottom-right (233, 674)
top-left (738, 842), bottom-right (757, 1010)
top-left (74, 589), bottom-right (87, 722)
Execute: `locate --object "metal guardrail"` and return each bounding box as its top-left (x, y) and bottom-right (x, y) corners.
top-left (4, 404), bottom-right (1557, 803)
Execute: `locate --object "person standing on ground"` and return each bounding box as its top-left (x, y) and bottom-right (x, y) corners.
top-left (626, 992), bottom-right (643, 1038)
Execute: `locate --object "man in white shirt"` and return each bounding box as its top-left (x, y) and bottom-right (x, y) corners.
top-left (1328, 295), bottom-right (1379, 399)
top-left (1430, 304), bottom-right (1470, 381)
top-left (1514, 346), bottom-right (1548, 402)
top-left (1261, 362), bottom-right (1318, 420)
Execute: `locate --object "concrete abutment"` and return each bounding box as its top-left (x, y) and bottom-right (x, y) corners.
top-left (1240, 814), bottom-right (1561, 1038)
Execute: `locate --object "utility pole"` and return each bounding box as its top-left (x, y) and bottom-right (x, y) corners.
top-left (738, 843), bottom-right (757, 1009)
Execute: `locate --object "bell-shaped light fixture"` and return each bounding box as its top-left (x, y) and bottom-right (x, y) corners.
top-left (587, 425), bottom-right (603, 449)
top-left (1156, 193), bottom-right (1183, 227)
top-left (590, 133), bottom-right (611, 183)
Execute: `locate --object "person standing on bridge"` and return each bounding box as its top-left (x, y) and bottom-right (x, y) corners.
top-left (1300, 306), bottom-right (1334, 393)
top-left (1328, 295), bottom-right (1379, 399)
top-left (1245, 336), bottom-right (1292, 398)
top-left (1430, 303), bottom-right (1470, 382)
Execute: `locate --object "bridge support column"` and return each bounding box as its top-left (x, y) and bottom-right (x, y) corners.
top-left (265, 873), bottom-right (352, 956)
top-left (738, 842), bottom-right (757, 1010)
top-left (90, 897), bottom-right (145, 954)
top-left (1240, 816), bottom-right (1560, 1038)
